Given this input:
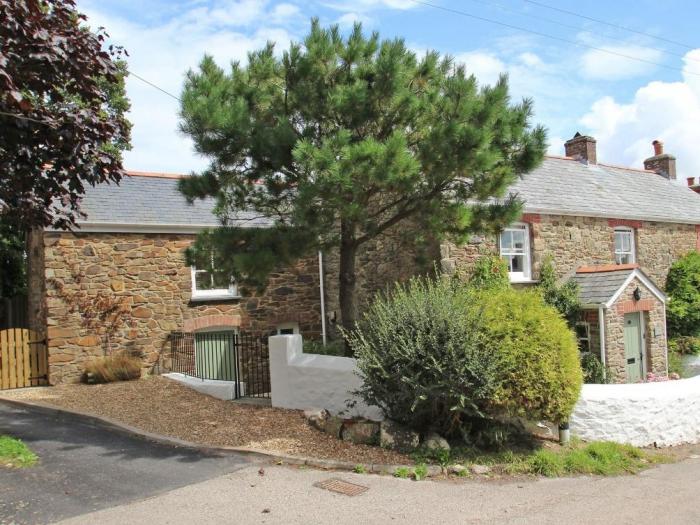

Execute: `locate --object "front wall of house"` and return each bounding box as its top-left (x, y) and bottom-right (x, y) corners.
top-left (604, 277), bottom-right (667, 383)
top-left (441, 214), bottom-right (698, 284)
top-left (42, 231), bottom-right (322, 384)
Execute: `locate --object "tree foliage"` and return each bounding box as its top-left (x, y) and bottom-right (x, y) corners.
top-left (0, 220), bottom-right (26, 297)
top-left (0, 0), bottom-right (131, 230)
top-left (537, 256), bottom-right (580, 327)
top-left (179, 20), bottom-right (547, 330)
top-left (666, 251), bottom-right (700, 338)
top-left (347, 276), bottom-right (582, 437)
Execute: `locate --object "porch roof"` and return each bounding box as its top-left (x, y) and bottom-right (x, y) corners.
top-left (570, 264), bottom-right (666, 308)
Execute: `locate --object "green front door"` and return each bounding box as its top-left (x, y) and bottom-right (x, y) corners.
top-left (623, 313), bottom-right (643, 383)
top-left (195, 331), bottom-right (236, 381)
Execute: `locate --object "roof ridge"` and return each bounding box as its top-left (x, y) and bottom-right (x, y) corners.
top-left (543, 155), bottom-right (654, 174)
top-left (126, 170), bottom-right (185, 179)
top-left (576, 263), bottom-right (639, 274)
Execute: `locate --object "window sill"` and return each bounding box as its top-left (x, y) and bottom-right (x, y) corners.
top-left (190, 294), bottom-right (241, 302)
top-left (509, 278), bottom-right (540, 284)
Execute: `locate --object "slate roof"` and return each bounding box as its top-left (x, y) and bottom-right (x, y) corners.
top-left (76, 173), bottom-right (269, 229)
top-left (74, 155), bottom-right (700, 229)
top-left (510, 156), bottom-right (700, 225)
top-left (570, 268), bottom-right (633, 306)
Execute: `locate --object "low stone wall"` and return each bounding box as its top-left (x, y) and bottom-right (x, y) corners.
top-left (268, 335), bottom-right (382, 420)
top-left (570, 376), bottom-right (700, 447)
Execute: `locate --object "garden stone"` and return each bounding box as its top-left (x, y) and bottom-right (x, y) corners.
top-left (324, 416), bottom-right (344, 439)
top-left (340, 420), bottom-right (380, 445)
top-left (304, 408), bottom-right (330, 432)
top-left (379, 420), bottom-right (420, 451)
top-left (448, 464), bottom-right (467, 475)
top-left (470, 464), bottom-right (491, 475)
top-left (423, 432), bottom-right (450, 451)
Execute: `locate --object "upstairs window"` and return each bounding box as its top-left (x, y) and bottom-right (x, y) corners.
top-left (499, 223), bottom-right (531, 282)
top-left (191, 257), bottom-right (237, 300)
top-left (614, 227), bottom-right (636, 265)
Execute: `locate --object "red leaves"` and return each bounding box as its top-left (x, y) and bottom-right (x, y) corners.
top-left (0, 0), bottom-right (130, 229)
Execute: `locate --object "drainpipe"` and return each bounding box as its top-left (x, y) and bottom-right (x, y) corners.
top-left (318, 250), bottom-right (327, 346)
top-left (598, 306), bottom-right (607, 381)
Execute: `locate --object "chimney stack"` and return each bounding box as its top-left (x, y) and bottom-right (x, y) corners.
top-left (644, 140), bottom-right (676, 180)
top-left (687, 177), bottom-right (700, 194)
top-left (565, 132), bottom-right (597, 164)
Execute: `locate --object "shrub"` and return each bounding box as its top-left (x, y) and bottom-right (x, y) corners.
top-left (82, 350), bottom-right (142, 384)
top-left (580, 353), bottom-right (607, 384)
top-left (468, 255), bottom-right (509, 290)
top-left (668, 336), bottom-right (700, 355)
top-left (668, 349), bottom-right (685, 378)
top-left (348, 276), bottom-right (582, 438)
top-left (666, 251), bottom-right (700, 338)
top-left (303, 339), bottom-right (345, 356)
top-left (537, 257), bottom-right (580, 327)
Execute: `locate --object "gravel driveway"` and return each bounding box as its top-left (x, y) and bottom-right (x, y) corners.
top-left (0, 401), bottom-right (252, 525)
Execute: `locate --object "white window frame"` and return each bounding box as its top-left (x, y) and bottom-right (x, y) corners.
top-left (614, 227), bottom-right (636, 265)
top-left (190, 258), bottom-right (238, 301)
top-left (575, 321), bottom-right (591, 354)
top-left (499, 223), bottom-right (532, 282)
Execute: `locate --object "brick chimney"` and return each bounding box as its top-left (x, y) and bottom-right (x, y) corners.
top-left (643, 140), bottom-right (676, 180)
top-left (564, 132), bottom-right (596, 164)
top-left (687, 177), bottom-right (700, 194)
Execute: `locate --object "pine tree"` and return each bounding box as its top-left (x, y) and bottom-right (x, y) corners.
top-left (179, 20), bottom-right (547, 339)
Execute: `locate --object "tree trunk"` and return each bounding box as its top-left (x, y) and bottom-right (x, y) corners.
top-left (338, 225), bottom-right (358, 356)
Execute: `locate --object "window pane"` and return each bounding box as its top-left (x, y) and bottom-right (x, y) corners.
top-left (511, 230), bottom-right (526, 252)
top-left (500, 231), bottom-right (512, 251)
top-left (195, 270), bottom-right (215, 290)
top-left (211, 270), bottom-right (231, 289)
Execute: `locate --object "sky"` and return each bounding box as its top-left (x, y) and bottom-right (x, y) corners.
top-left (78, 0), bottom-right (700, 180)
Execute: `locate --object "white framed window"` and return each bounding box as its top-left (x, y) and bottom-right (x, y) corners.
top-left (575, 322), bottom-right (591, 353)
top-left (275, 322), bottom-right (299, 335)
top-left (614, 227), bottom-right (636, 265)
top-left (190, 257), bottom-right (238, 301)
top-left (499, 223), bottom-right (531, 282)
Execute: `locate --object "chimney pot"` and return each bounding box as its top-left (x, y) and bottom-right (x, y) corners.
top-left (653, 140), bottom-right (664, 156)
top-left (564, 132), bottom-right (597, 164)
top-left (644, 140), bottom-right (676, 180)
top-left (687, 177), bottom-right (695, 187)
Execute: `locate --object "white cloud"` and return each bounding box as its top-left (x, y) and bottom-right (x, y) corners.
top-left (580, 44), bottom-right (662, 80)
top-left (454, 51), bottom-right (506, 87)
top-left (323, 0), bottom-right (416, 12)
top-left (78, 1), bottom-right (298, 173)
top-left (580, 50), bottom-right (700, 179)
top-left (336, 12), bottom-right (375, 29)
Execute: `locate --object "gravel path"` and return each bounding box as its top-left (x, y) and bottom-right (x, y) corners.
top-left (1, 376), bottom-right (410, 465)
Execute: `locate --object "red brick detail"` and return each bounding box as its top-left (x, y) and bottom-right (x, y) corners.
top-left (577, 263), bottom-right (639, 274)
top-left (183, 314), bottom-right (241, 332)
top-left (521, 213), bottom-right (541, 224)
top-left (608, 218), bottom-right (642, 229)
top-left (696, 225), bottom-right (700, 251)
top-left (615, 299), bottom-right (654, 314)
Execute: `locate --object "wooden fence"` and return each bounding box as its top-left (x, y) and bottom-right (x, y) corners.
top-left (0, 328), bottom-right (48, 389)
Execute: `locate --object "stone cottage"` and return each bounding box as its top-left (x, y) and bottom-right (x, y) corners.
top-left (27, 134), bottom-right (700, 384)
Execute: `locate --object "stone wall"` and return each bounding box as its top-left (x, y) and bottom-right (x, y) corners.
top-left (441, 214), bottom-right (698, 284)
top-left (40, 231), bottom-right (323, 384)
top-left (604, 277), bottom-right (667, 383)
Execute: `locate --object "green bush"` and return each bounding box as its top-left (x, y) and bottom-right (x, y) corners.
top-left (347, 276), bottom-right (582, 438)
top-left (666, 251), bottom-right (700, 338)
top-left (303, 339), bottom-right (345, 356)
top-left (468, 255), bottom-right (509, 290)
top-left (668, 349), bottom-right (685, 378)
top-left (580, 353), bottom-right (607, 384)
top-left (668, 336), bottom-right (700, 355)
top-left (537, 257), bottom-right (580, 327)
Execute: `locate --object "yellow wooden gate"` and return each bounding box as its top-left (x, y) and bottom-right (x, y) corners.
top-left (0, 328), bottom-right (48, 389)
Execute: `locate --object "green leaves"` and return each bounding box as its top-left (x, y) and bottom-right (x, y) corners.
top-left (666, 251), bottom-right (700, 338)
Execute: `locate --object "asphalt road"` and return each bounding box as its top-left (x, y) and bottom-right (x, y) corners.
top-left (0, 401), bottom-right (252, 525)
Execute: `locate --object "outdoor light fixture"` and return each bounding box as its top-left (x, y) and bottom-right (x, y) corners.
top-left (633, 287), bottom-right (642, 301)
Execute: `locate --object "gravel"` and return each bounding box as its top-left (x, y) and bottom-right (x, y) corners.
top-left (1, 376), bottom-right (410, 465)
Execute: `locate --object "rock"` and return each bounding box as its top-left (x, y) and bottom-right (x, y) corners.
top-left (340, 420), bottom-right (380, 445)
top-left (380, 419), bottom-right (420, 451)
top-left (448, 464), bottom-right (467, 475)
top-left (469, 464), bottom-right (491, 475)
top-left (303, 408), bottom-right (330, 432)
top-left (324, 416), bottom-right (344, 439)
top-left (423, 432), bottom-right (450, 451)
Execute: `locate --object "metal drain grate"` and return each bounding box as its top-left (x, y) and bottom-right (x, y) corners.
top-left (314, 478), bottom-right (369, 497)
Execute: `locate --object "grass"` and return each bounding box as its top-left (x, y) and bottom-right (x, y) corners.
top-left (412, 439), bottom-right (670, 478)
top-left (0, 435), bottom-right (38, 468)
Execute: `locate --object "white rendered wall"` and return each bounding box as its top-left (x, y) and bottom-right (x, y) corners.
top-left (570, 375), bottom-right (700, 447)
top-left (269, 335), bottom-right (383, 420)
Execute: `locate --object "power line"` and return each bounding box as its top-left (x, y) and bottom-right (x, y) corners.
top-left (522, 0), bottom-right (696, 50)
top-left (465, 0), bottom-right (700, 64)
top-left (128, 71), bottom-right (181, 101)
top-left (409, 0), bottom-right (700, 77)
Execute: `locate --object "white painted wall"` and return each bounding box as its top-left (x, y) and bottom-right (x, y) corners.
top-left (269, 335), bottom-right (383, 420)
top-left (571, 375), bottom-right (700, 447)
